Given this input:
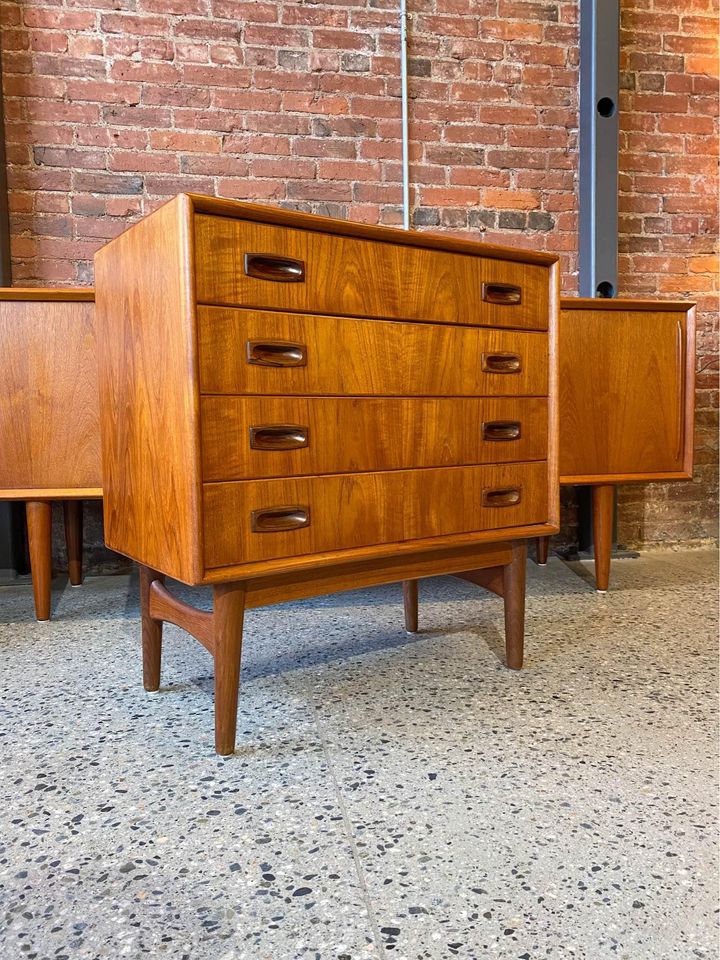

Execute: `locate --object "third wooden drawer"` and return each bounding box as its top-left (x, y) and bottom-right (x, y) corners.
top-left (198, 307), bottom-right (548, 397)
top-left (203, 460), bottom-right (549, 568)
top-left (201, 396), bottom-right (548, 480)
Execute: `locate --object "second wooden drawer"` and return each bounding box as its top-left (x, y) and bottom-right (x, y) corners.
top-left (201, 396), bottom-right (548, 480)
top-left (198, 307), bottom-right (548, 396)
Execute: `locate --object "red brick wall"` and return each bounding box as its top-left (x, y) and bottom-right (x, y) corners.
top-left (1, 0), bottom-right (717, 552)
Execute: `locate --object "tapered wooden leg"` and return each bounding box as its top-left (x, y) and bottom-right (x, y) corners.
top-left (213, 582), bottom-right (247, 756)
top-left (592, 484), bottom-right (615, 593)
top-left (536, 535), bottom-right (550, 566)
top-left (140, 565), bottom-right (165, 691)
top-left (63, 500), bottom-right (83, 586)
top-left (26, 500), bottom-right (52, 622)
top-left (502, 540), bottom-right (527, 670)
top-left (403, 580), bottom-right (418, 633)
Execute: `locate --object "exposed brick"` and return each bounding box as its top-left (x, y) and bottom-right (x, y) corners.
top-left (1, 0), bottom-right (716, 551)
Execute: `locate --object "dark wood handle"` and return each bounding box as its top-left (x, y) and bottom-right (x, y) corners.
top-left (244, 253), bottom-right (305, 282)
top-left (249, 424), bottom-right (309, 451)
top-left (246, 339), bottom-right (307, 367)
top-left (481, 352), bottom-right (522, 374)
top-left (250, 505), bottom-right (310, 533)
top-left (482, 487), bottom-right (522, 507)
top-left (482, 420), bottom-right (522, 441)
top-left (482, 282), bottom-right (522, 305)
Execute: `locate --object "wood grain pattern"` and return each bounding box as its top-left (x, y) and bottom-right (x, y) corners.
top-left (94, 194), bottom-right (204, 584)
top-left (558, 305), bottom-right (695, 481)
top-left (198, 307), bottom-right (548, 398)
top-left (200, 396), bottom-right (548, 481)
top-left (0, 299), bottom-right (100, 494)
top-left (189, 194), bottom-right (558, 267)
top-left (203, 461), bottom-right (548, 568)
top-left (243, 541), bottom-right (513, 607)
top-left (194, 215), bottom-right (549, 331)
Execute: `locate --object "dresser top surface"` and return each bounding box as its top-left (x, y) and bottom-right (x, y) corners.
top-left (177, 193), bottom-right (559, 268)
top-left (561, 296), bottom-right (694, 312)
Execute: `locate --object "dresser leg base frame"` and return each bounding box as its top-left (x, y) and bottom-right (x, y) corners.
top-left (139, 543), bottom-right (527, 756)
top-left (26, 500), bottom-right (52, 622)
top-left (63, 500), bottom-right (84, 586)
top-left (535, 535), bottom-right (550, 566)
top-left (404, 540), bottom-right (528, 670)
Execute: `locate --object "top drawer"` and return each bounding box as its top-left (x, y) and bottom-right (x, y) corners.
top-left (194, 215), bottom-right (549, 332)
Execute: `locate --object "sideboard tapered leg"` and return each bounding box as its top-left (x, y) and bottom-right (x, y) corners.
top-left (63, 500), bottom-right (83, 586)
top-left (140, 565), bottom-right (165, 691)
top-left (592, 484), bottom-right (615, 593)
top-left (26, 500), bottom-right (52, 622)
top-left (536, 535), bottom-right (549, 566)
top-left (403, 580), bottom-right (418, 633)
top-left (213, 582), bottom-right (247, 756)
top-left (503, 540), bottom-right (527, 670)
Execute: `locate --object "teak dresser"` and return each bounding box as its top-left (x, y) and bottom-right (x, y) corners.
top-left (94, 194), bottom-right (559, 754)
top-left (0, 288), bottom-right (100, 620)
top-left (536, 297), bottom-right (695, 590)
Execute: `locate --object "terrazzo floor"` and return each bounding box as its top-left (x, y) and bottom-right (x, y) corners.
top-left (0, 548), bottom-right (717, 960)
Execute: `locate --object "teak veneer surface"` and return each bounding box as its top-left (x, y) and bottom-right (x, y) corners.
top-left (195, 215), bottom-right (549, 331)
top-left (95, 194), bottom-right (559, 585)
top-left (0, 296), bottom-right (101, 495)
top-left (198, 308), bottom-right (548, 397)
top-left (95, 195), bottom-right (204, 584)
top-left (558, 302), bottom-right (695, 482)
top-left (203, 460), bottom-right (548, 567)
top-left (200, 396), bottom-right (548, 481)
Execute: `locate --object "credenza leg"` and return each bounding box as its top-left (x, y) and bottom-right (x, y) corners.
top-left (140, 565), bottom-right (165, 691)
top-left (26, 500), bottom-right (52, 622)
top-left (403, 580), bottom-right (418, 633)
top-left (213, 582), bottom-right (247, 757)
top-left (536, 535), bottom-right (550, 566)
top-left (592, 484), bottom-right (614, 593)
top-left (63, 500), bottom-right (83, 586)
top-left (502, 540), bottom-right (527, 670)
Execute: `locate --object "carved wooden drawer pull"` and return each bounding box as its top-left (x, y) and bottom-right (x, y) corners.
top-left (482, 420), bottom-right (522, 441)
top-left (246, 339), bottom-right (307, 367)
top-left (249, 424), bottom-right (309, 451)
top-left (482, 282), bottom-right (522, 305)
top-left (482, 487), bottom-right (522, 507)
top-left (244, 253), bottom-right (305, 282)
top-left (250, 506), bottom-right (310, 533)
top-left (481, 352), bottom-right (522, 374)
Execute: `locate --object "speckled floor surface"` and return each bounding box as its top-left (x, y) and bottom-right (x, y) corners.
top-left (0, 548), bottom-right (717, 960)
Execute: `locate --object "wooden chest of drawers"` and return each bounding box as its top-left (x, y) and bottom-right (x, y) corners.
top-left (95, 194), bottom-right (559, 753)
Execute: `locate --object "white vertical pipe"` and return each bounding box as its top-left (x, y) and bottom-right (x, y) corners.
top-left (399, 0), bottom-right (410, 230)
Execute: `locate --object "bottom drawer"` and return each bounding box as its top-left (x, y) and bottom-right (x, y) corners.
top-left (203, 461), bottom-right (548, 568)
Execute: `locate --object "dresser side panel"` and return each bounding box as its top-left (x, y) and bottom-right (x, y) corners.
top-left (94, 195), bottom-right (203, 583)
top-left (0, 299), bottom-right (100, 494)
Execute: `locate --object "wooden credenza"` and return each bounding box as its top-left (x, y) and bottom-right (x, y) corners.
top-left (95, 194), bottom-right (560, 754)
top-left (536, 297), bottom-right (695, 589)
top-left (0, 289), bottom-right (101, 619)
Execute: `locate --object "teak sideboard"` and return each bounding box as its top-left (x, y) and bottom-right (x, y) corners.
top-left (0, 289), bottom-right (101, 620)
top-left (94, 193), bottom-right (560, 755)
top-left (536, 297), bottom-right (695, 590)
